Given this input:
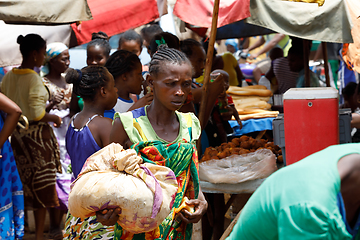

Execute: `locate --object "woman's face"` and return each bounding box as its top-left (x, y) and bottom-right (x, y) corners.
top-left (34, 46), bottom-right (46, 68)
top-left (149, 62), bottom-right (192, 111)
top-left (50, 49), bottom-right (70, 73)
top-left (226, 44), bottom-right (236, 54)
top-left (119, 40), bottom-right (142, 57)
top-left (87, 45), bottom-right (108, 67)
top-left (188, 45), bottom-right (206, 79)
top-left (125, 62), bottom-right (143, 95)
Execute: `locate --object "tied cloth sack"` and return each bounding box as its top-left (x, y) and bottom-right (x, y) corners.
top-left (68, 143), bottom-right (178, 234)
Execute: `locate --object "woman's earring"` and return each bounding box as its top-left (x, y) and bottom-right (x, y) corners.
top-left (34, 57), bottom-right (37, 62)
top-left (357, 98), bottom-right (360, 104)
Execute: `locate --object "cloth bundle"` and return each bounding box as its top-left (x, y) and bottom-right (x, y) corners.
top-left (68, 143), bottom-right (178, 233)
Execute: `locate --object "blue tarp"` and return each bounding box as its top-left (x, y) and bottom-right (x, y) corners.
top-left (229, 118), bottom-right (275, 136)
top-left (216, 20), bottom-right (274, 40)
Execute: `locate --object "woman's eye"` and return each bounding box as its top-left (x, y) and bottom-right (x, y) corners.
top-left (166, 82), bottom-right (174, 86)
top-left (183, 81), bottom-right (191, 87)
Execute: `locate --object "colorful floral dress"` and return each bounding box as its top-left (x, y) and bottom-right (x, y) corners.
top-left (0, 112), bottom-right (25, 239)
top-left (114, 106), bottom-right (201, 240)
top-left (43, 77), bottom-right (73, 210)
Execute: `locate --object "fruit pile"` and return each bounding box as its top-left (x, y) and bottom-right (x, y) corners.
top-left (200, 135), bottom-right (283, 162)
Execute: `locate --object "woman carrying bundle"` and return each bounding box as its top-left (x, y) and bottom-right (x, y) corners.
top-left (97, 46), bottom-right (211, 239)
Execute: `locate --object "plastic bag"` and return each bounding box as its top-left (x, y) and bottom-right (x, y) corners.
top-left (68, 143), bottom-right (178, 234)
top-left (199, 149), bottom-right (277, 184)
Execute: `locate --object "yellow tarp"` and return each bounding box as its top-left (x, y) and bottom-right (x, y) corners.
top-left (283, 0), bottom-right (324, 7)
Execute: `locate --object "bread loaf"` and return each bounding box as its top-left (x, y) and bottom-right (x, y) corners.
top-left (234, 100), bottom-right (271, 110)
top-left (231, 95), bottom-right (270, 102)
top-left (239, 111), bottom-right (279, 120)
top-left (227, 86), bottom-right (273, 97)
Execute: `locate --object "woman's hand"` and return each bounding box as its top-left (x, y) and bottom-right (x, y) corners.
top-left (237, 119), bottom-right (243, 129)
top-left (46, 91), bottom-right (65, 112)
top-left (96, 208), bottom-right (121, 226)
top-left (177, 198), bottom-right (208, 224)
top-left (52, 116), bottom-right (62, 128)
top-left (128, 92), bottom-right (154, 111)
top-left (53, 90), bottom-right (65, 105)
top-left (248, 53), bottom-right (258, 60)
top-left (208, 74), bottom-right (225, 99)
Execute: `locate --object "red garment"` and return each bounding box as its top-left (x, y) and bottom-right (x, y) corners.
top-left (173, 0), bottom-right (250, 28)
top-left (214, 94), bottom-right (233, 106)
top-left (71, 0), bottom-right (159, 45)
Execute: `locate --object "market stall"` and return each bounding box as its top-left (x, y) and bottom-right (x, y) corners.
top-left (192, 1), bottom-right (358, 238)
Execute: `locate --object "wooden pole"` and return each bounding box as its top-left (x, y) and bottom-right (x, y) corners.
top-left (321, 42), bottom-right (331, 87)
top-left (303, 39), bottom-right (310, 87)
top-left (197, 0), bottom-right (220, 151)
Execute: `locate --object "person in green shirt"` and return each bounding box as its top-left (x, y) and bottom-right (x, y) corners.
top-left (227, 143), bottom-right (360, 240)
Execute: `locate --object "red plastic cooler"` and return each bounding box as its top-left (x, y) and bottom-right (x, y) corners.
top-left (283, 87), bottom-right (339, 165)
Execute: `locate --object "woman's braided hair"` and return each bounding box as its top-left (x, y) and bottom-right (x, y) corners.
top-left (105, 50), bottom-right (141, 79)
top-left (87, 32), bottom-right (111, 58)
top-left (149, 46), bottom-right (191, 77)
top-left (66, 66), bottom-right (111, 101)
top-left (149, 32), bottom-right (180, 56)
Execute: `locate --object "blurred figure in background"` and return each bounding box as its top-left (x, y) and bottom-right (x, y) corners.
top-left (140, 24), bottom-right (163, 55)
top-left (118, 30), bottom-right (143, 57)
top-left (243, 33), bottom-right (292, 83)
top-left (225, 39), bottom-right (241, 61)
top-left (41, 42), bottom-right (72, 239)
top-left (69, 32), bottom-right (111, 117)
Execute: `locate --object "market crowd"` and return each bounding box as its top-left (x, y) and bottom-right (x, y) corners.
top-left (0, 24), bottom-right (360, 240)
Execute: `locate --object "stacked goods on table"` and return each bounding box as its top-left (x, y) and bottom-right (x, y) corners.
top-left (200, 135), bottom-right (283, 163)
top-left (227, 85), bottom-right (279, 120)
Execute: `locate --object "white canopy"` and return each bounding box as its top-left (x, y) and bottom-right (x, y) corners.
top-left (0, 22), bottom-right (72, 67)
top-left (0, 0), bottom-right (92, 24)
top-left (246, 0), bottom-right (353, 43)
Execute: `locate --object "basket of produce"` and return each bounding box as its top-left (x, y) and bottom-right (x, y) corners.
top-left (199, 136), bottom-right (281, 184)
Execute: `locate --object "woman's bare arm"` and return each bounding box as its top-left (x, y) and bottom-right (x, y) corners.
top-left (110, 118), bottom-right (132, 148)
top-left (69, 91), bottom-right (81, 118)
top-left (0, 93), bottom-right (22, 148)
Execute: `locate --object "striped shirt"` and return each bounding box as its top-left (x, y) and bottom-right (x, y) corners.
top-left (273, 57), bottom-right (299, 94)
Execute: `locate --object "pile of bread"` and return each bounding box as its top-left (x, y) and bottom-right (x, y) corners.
top-left (200, 135), bottom-right (283, 163)
top-left (227, 85), bottom-right (279, 120)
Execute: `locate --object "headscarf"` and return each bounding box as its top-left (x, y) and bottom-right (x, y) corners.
top-left (225, 39), bottom-right (238, 52)
top-left (41, 42), bottom-right (68, 76)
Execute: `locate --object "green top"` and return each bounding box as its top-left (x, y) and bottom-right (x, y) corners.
top-left (77, 96), bottom-right (84, 111)
top-left (113, 106), bottom-right (201, 240)
top-left (227, 143), bottom-right (360, 240)
top-left (114, 106), bottom-right (201, 144)
top-left (264, 34), bottom-right (292, 57)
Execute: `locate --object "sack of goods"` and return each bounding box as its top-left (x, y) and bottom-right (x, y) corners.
top-left (200, 148), bottom-right (277, 184)
top-left (68, 143), bottom-right (178, 234)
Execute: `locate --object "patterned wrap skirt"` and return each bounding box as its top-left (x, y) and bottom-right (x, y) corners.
top-left (10, 121), bottom-right (61, 210)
